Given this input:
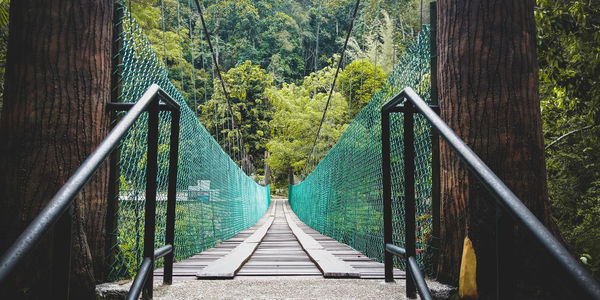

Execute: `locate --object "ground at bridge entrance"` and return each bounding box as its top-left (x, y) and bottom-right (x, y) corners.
top-left (151, 277), bottom-right (420, 299)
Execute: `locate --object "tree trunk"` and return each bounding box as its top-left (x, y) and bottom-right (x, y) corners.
top-left (289, 167), bottom-right (294, 186)
top-left (436, 0), bottom-right (562, 298)
top-left (0, 0), bottom-right (113, 298)
top-left (264, 151), bottom-right (271, 185)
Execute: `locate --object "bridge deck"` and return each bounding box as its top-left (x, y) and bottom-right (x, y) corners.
top-left (155, 199), bottom-right (404, 280)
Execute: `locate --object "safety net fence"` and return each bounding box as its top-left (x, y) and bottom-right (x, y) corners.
top-left (290, 27), bottom-right (435, 276)
top-left (107, 3), bottom-right (270, 280)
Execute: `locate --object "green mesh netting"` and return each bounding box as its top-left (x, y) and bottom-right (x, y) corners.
top-left (290, 27), bottom-right (435, 275)
top-left (107, 3), bottom-right (270, 280)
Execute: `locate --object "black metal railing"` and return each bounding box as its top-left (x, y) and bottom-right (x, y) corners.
top-left (385, 244), bottom-right (432, 300)
top-left (381, 86), bottom-right (600, 299)
top-left (0, 84), bottom-right (181, 300)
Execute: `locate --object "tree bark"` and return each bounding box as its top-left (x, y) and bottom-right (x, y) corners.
top-left (264, 151), bottom-right (271, 185)
top-left (436, 0), bottom-right (562, 298)
top-left (0, 0), bottom-right (113, 298)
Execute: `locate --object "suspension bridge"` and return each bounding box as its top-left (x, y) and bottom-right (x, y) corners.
top-left (1, 0), bottom-right (599, 300)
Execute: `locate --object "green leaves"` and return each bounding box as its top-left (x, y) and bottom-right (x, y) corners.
top-left (199, 61), bottom-right (274, 173)
top-left (537, 0), bottom-right (600, 280)
top-left (266, 61), bottom-right (349, 189)
top-left (338, 59), bottom-right (386, 119)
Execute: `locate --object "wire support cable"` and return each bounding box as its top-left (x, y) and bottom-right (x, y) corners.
top-left (192, 0), bottom-right (235, 129)
top-left (302, 0), bottom-right (362, 178)
top-left (192, 0), bottom-right (252, 172)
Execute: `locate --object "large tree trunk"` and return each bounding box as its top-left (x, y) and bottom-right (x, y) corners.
top-left (436, 0), bottom-right (562, 298)
top-left (0, 0), bottom-right (113, 298)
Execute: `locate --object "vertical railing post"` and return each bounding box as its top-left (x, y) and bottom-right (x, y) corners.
top-left (429, 0), bottom-right (441, 275)
top-left (164, 108), bottom-right (180, 285)
top-left (106, 0), bottom-right (124, 279)
top-left (52, 204), bottom-right (72, 299)
top-left (381, 109), bottom-right (394, 283)
top-left (210, 196), bottom-right (217, 247)
top-left (142, 98), bottom-right (159, 299)
top-left (403, 102), bottom-right (417, 299)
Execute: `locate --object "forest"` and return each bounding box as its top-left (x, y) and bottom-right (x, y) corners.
top-left (115, 0), bottom-right (424, 190)
top-left (0, 0), bottom-right (598, 283)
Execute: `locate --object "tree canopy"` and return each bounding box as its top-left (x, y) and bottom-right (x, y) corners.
top-left (266, 61), bottom-right (349, 189)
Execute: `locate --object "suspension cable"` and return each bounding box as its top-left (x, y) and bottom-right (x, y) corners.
top-left (187, 0), bottom-right (198, 116)
top-left (160, 0), bottom-right (167, 67)
top-left (193, 0), bottom-right (253, 173)
top-left (192, 0), bottom-right (236, 129)
top-left (176, 1), bottom-right (185, 92)
top-left (303, 0), bottom-right (361, 177)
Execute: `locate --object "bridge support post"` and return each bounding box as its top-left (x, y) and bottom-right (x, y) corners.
top-left (142, 101), bottom-right (159, 299)
top-left (382, 92), bottom-right (440, 298)
top-left (403, 103), bottom-right (417, 299)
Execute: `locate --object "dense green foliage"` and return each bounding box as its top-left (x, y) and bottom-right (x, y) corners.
top-left (339, 59), bottom-right (387, 118)
top-left (536, 0), bottom-right (600, 279)
top-left (199, 61), bottom-right (274, 174)
top-left (259, 57), bottom-right (388, 192)
top-left (266, 60), bottom-right (350, 191)
top-left (120, 0), bottom-right (428, 175)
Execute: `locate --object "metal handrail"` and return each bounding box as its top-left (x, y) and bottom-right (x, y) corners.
top-left (385, 244), bottom-right (433, 300)
top-left (126, 245), bottom-right (174, 300)
top-left (381, 86), bottom-right (600, 299)
top-left (0, 84), bottom-right (180, 299)
top-left (127, 258), bottom-right (153, 300)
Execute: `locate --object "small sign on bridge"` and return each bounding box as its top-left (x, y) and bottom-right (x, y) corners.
top-left (188, 180), bottom-right (212, 202)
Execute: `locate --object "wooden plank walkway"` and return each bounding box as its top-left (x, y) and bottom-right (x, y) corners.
top-left (236, 199), bottom-right (322, 277)
top-left (155, 199), bottom-right (404, 280)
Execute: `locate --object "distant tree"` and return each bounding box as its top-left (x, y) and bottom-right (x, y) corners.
top-left (261, 12), bottom-right (304, 84)
top-left (267, 62), bottom-right (348, 190)
top-left (338, 59), bottom-right (386, 118)
top-left (200, 61), bottom-right (273, 174)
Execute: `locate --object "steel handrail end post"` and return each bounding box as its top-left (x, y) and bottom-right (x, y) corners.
top-left (399, 86), bottom-right (600, 299)
top-left (141, 98), bottom-right (160, 299)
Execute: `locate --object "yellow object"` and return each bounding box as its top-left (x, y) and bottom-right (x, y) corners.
top-left (459, 236), bottom-right (479, 299)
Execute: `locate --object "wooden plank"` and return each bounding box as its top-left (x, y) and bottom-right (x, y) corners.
top-left (195, 216), bottom-right (274, 279)
top-left (282, 202), bottom-right (360, 278)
